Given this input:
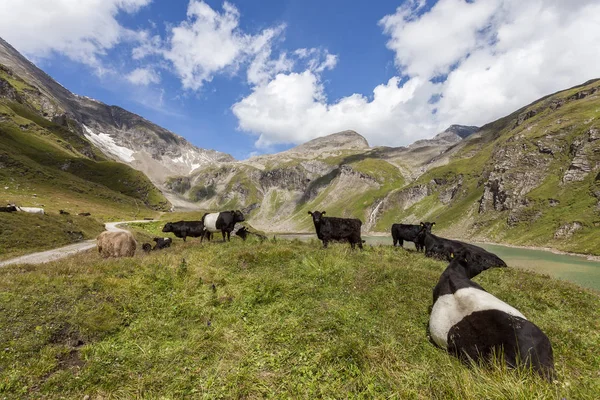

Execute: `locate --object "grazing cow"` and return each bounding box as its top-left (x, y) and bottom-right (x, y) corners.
top-left (202, 210), bottom-right (245, 242)
top-left (416, 227), bottom-right (507, 269)
top-left (162, 220), bottom-right (206, 242)
top-left (142, 243), bottom-right (152, 253)
top-left (153, 237), bottom-right (172, 250)
top-left (59, 209), bottom-right (70, 215)
top-left (78, 212), bottom-right (91, 217)
top-left (308, 211), bottom-right (363, 249)
top-left (16, 206), bottom-right (44, 215)
top-left (392, 222), bottom-right (434, 251)
top-left (96, 231), bottom-right (136, 258)
top-left (233, 225), bottom-right (248, 241)
top-left (429, 250), bottom-right (554, 379)
top-left (0, 205), bottom-right (17, 212)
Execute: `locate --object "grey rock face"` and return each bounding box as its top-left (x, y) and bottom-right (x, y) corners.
top-left (554, 222), bottom-right (583, 239)
top-left (289, 130), bottom-right (370, 154)
top-left (563, 127), bottom-right (598, 183)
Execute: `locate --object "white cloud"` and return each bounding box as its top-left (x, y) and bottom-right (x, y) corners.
top-left (126, 67), bottom-right (160, 85)
top-left (232, 71), bottom-right (439, 148)
top-left (148, 1), bottom-right (285, 90)
top-left (234, 0), bottom-right (600, 148)
top-left (0, 0), bottom-right (151, 68)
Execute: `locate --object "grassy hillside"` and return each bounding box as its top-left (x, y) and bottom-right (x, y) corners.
top-left (0, 99), bottom-right (170, 218)
top-left (1, 238), bottom-right (598, 398)
top-left (0, 212), bottom-right (105, 261)
top-left (375, 80), bottom-right (600, 255)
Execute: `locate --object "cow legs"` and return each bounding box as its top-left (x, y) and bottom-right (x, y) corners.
top-left (221, 230), bottom-right (227, 242)
top-left (322, 240), bottom-right (329, 248)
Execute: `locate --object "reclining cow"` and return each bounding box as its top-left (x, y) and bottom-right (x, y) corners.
top-left (428, 249), bottom-right (554, 379)
top-left (416, 227), bottom-right (506, 270)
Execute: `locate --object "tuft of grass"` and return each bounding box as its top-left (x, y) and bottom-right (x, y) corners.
top-left (0, 237), bottom-right (598, 398)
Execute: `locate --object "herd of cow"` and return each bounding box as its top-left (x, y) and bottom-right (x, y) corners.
top-left (4, 203), bottom-right (555, 379)
top-left (154, 209), bottom-right (554, 380)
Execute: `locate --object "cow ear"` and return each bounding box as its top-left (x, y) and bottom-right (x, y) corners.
top-left (432, 222), bottom-right (436, 226)
top-left (450, 252), bottom-right (454, 259)
top-left (308, 211), bottom-right (313, 215)
top-left (322, 211), bottom-right (326, 215)
top-left (420, 222), bottom-right (424, 226)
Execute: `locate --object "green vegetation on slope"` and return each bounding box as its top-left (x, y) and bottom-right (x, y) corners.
top-left (0, 212), bottom-right (105, 261)
top-left (0, 239), bottom-right (598, 398)
top-left (374, 80), bottom-right (600, 255)
top-left (0, 99), bottom-right (170, 215)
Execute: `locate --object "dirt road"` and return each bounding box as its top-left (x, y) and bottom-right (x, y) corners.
top-left (0, 220), bottom-right (151, 267)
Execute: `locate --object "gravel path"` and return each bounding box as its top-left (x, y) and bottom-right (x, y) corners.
top-left (0, 220), bottom-right (151, 267)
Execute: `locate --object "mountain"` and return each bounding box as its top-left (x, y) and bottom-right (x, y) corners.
top-left (166, 126), bottom-right (481, 232)
top-left (0, 37), bottom-right (234, 197)
top-left (171, 80), bottom-right (600, 256)
top-left (3, 36), bottom-right (597, 254)
top-left (373, 79), bottom-right (600, 254)
top-left (0, 41), bottom-right (174, 215)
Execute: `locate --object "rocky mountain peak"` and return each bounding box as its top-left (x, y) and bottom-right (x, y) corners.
top-left (444, 124), bottom-right (479, 139)
top-left (288, 130), bottom-right (370, 154)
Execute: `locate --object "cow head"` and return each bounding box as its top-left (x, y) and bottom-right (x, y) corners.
top-left (448, 248), bottom-right (507, 279)
top-left (420, 221), bottom-right (435, 233)
top-left (162, 223), bottom-right (173, 233)
top-left (232, 210), bottom-right (245, 223)
top-left (235, 226), bottom-right (248, 241)
top-left (308, 210), bottom-right (326, 224)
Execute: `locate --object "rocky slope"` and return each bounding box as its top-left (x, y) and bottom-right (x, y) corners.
top-left (373, 79), bottom-right (600, 254)
top-left (0, 37), bottom-right (233, 192)
top-left (170, 127), bottom-right (479, 232)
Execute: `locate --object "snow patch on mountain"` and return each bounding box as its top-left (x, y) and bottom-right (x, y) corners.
top-left (83, 125), bottom-right (135, 163)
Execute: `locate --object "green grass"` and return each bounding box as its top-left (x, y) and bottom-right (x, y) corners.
top-left (0, 238), bottom-right (598, 399)
top-left (0, 212), bottom-right (105, 260)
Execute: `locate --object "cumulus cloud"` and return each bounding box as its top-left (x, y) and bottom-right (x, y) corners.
top-left (126, 67), bottom-right (160, 85)
top-left (234, 0), bottom-right (600, 149)
top-left (0, 0), bottom-right (151, 68)
top-left (233, 72), bottom-right (438, 148)
top-left (145, 1), bottom-right (286, 90)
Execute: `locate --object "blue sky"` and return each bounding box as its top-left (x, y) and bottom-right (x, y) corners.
top-left (1, 0), bottom-right (600, 159)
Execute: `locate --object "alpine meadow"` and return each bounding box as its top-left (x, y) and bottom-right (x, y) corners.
top-left (1, 1), bottom-right (600, 399)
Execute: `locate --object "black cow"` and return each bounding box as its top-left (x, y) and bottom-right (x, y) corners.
top-left (308, 210), bottom-right (363, 249)
top-left (78, 212), bottom-right (91, 217)
top-left (416, 227), bottom-right (506, 269)
top-left (162, 220), bottom-right (206, 242)
top-left (0, 206), bottom-right (17, 212)
top-left (59, 209), bottom-right (70, 215)
top-left (201, 211), bottom-right (245, 242)
top-left (153, 237), bottom-right (173, 250)
top-left (429, 250), bottom-right (554, 380)
top-left (392, 222), bottom-right (434, 251)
